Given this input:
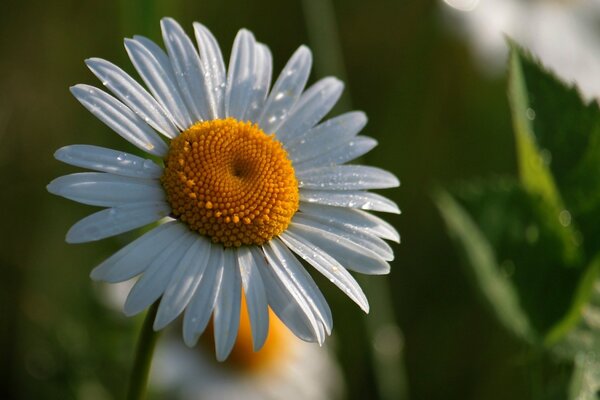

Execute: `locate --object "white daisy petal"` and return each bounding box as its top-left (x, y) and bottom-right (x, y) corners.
top-left (299, 202), bottom-right (400, 242)
top-left (237, 246), bottom-right (269, 351)
top-left (125, 37), bottom-right (193, 130)
top-left (213, 249), bottom-right (242, 361)
top-left (292, 213), bottom-right (394, 261)
top-left (161, 17), bottom-right (215, 121)
top-left (183, 244), bottom-right (224, 346)
top-left (85, 58), bottom-right (179, 138)
top-left (225, 29), bottom-right (256, 120)
top-left (294, 136), bottom-right (378, 171)
top-left (66, 201), bottom-right (171, 243)
top-left (257, 45), bottom-right (312, 133)
top-left (153, 237), bottom-right (212, 330)
top-left (280, 230), bottom-right (369, 312)
top-left (265, 239), bottom-right (332, 336)
top-left (47, 172), bottom-right (163, 207)
top-left (297, 165), bottom-right (399, 191)
top-left (90, 221), bottom-right (185, 282)
top-left (253, 246), bottom-right (322, 343)
top-left (275, 77), bottom-right (344, 144)
top-left (244, 43), bottom-right (273, 122)
top-left (193, 22), bottom-right (227, 118)
top-left (124, 231), bottom-right (196, 316)
top-left (70, 84), bottom-right (168, 156)
top-left (54, 145), bottom-right (163, 179)
top-left (286, 111), bottom-right (366, 159)
top-left (287, 224), bottom-right (390, 275)
top-left (299, 189), bottom-right (400, 213)
top-left (132, 35), bottom-right (173, 68)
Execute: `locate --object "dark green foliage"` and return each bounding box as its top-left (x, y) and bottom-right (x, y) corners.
top-left (437, 42), bottom-right (600, 399)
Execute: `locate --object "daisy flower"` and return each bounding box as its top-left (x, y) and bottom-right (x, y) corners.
top-left (48, 17), bottom-right (400, 360)
top-left (151, 297), bottom-right (344, 400)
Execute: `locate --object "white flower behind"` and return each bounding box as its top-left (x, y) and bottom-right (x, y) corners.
top-left (442, 0), bottom-right (600, 100)
top-left (151, 305), bottom-right (344, 400)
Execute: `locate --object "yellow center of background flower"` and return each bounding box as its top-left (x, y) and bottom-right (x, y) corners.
top-left (204, 296), bottom-right (292, 372)
top-left (161, 118), bottom-right (299, 247)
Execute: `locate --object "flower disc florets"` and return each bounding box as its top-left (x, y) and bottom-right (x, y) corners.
top-left (161, 118), bottom-right (299, 247)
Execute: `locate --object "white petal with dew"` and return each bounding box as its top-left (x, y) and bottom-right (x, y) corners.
top-left (125, 37), bottom-right (193, 130)
top-left (213, 249), bottom-right (242, 361)
top-left (280, 230), bottom-right (369, 312)
top-left (225, 29), bottom-right (256, 120)
top-left (70, 84), bottom-right (168, 156)
top-left (286, 111), bottom-right (366, 159)
top-left (287, 223), bottom-right (390, 275)
top-left (154, 237), bottom-right (212, 330)
top-left (124, 231), bottom-right (196, 316)
top-left (54, 145), bottom-right (163, 179)
top-left (299, 202), bottom-right (400, 242)
top-left (91, 221), bottom-right (186, 282)
top-left (299, 189), bottom-right (400, 214)
top-left (237, 247), bottom-right (269, 351)
top-left (254, 246), bottom-right (322, 343)
top-left (294, 136), bottom-right (377, 171)
top-left (258, 46), bottom-right (312, 134)
top-left (183, 245), bottom-right (224, 346)
top-left (293, 213), bottom-right (394, 261)
top-left (193, 22), bottom-right (226, 118)
top-left (161, 17), bottom-right (215, 121)
top-left (244, 43), bottom-right (273, 122)
top-left (297, 165), bottom-right (399, 191)
top-left (85, 58), bottom-right (178, 138)
top-left (48, 172), bottom-right (164, 207)
top-left (276, 77), bottom-right (343, 144)
top-left (264, 240), bottom-right (331, 338)
top-left (66, 201), bottom-right (171, 243)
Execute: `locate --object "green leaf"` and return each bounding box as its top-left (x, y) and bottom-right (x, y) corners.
top-left (509, 42), bottom-right (600, 259)
top-left (545, 254), bottom-right (600, 347)
top-left (435, 183), bottom-right (535, 343)
top-left (436, 179), bottom-right (586, 343)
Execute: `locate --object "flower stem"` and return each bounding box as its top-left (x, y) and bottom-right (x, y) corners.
top-left (127, 301), bottom-right (160, 400)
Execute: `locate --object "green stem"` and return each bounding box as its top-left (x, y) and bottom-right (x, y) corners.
top-left (126, 301), bottom-right (160, 400)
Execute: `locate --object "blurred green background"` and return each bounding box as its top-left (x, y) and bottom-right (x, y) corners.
top-left (0, 0), bottom-right (540, 399)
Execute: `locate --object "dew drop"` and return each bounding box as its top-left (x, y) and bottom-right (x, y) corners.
top-left (559, 210), bottom-right (572, 227)
top-left (526, 108), bottom-right (536, 121)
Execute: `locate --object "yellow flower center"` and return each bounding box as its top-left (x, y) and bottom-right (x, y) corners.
top-left (161, 118), bottom-right (299, 247)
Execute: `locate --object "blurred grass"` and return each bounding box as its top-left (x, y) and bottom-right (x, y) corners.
top-left (0, 0), bottom-right (531, 399)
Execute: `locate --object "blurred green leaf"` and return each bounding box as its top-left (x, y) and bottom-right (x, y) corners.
top-left (509, 42), bottom-right (600, 259)
top-left (546, 254), bottom-right (600, 348)
top-left (436, 40), bottom-right (600, 399)
top-left (508, 43), bottom-right (581, 267)
top-left (435, 184), bottom-right (535, 343)
top-left (436, 179), bottom-right (590, 343)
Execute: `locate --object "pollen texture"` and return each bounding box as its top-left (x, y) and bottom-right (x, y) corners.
top-left (161, 118), bottom-right (299, 247)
